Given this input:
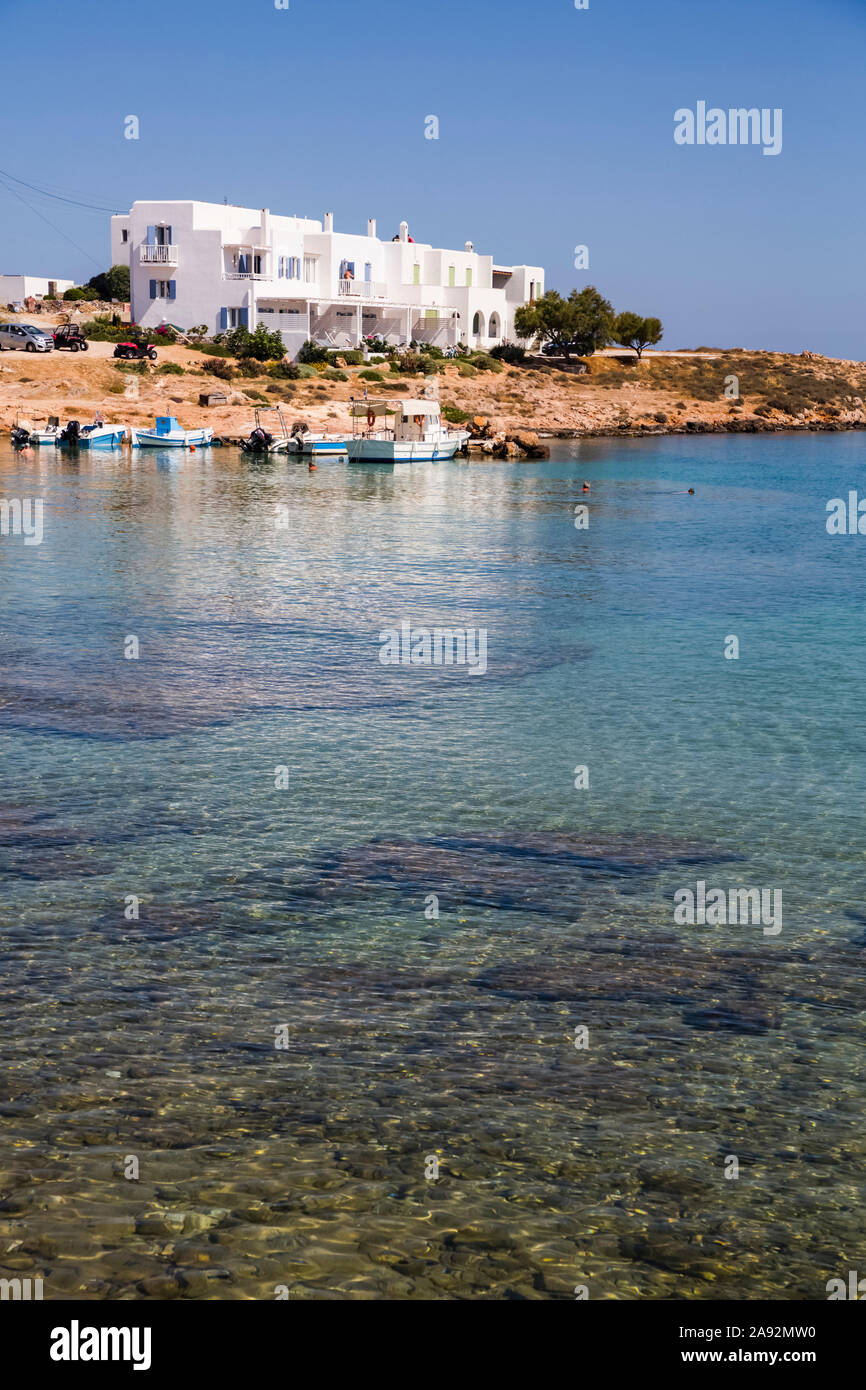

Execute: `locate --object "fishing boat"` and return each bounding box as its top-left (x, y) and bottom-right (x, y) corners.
top-left (30, 416), bottom-right (61, 446)
top-left (78, 419), bottom-right (128, 448)
top-left (130, 416), bottom-right (214, 449)
top-left (287, 425), bottom-right (349, 457)
top-left (240, 406), bottom-right (292, 454)
top-left (347, 398), bottom-right (468, 463)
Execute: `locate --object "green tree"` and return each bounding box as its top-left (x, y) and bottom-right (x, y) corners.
top-left (225, 323), bottom-right (286, 361)
top-left (613, 312), bottom-right (663, 358)
top-left (515, 286), bottom-right (614, 358)
top-left (86, 264), bottom-right (131, 302)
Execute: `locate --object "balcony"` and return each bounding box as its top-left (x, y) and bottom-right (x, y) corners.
top-left (338, 278), bottom-right (386, 299)
top-left (140, 244), bottom-right (178, 265)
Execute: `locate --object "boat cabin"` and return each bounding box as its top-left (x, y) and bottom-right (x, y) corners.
top-left (154, 416), bottom-right (181, 435)
top-left (350, 398), bottom-right (446, 442)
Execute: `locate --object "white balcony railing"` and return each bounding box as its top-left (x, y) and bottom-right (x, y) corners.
top-left (338, 278), bottom-right (386, 299)
top-left (223, 272), bottom-right (270, 281)
top-left (140, 244), bottom-right (178, 265)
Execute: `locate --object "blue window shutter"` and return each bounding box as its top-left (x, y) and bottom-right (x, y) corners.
top-left (146, 226), bottom-right (156, 245)
top-left (240, 307), bottom-right (249, 328)
top-left (219, 308), bottom-right (228, 331)
top-left (238, 254), bottom-right (248, 274)
top-left (166, 225), bottom-right (172, 245)
top-left (149, 279), bottom-right (157, 299)
top-left (169, 282), bottom-right (176, 301)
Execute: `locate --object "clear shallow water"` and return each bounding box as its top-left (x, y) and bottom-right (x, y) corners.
top-left (1, 434), bottom-right (864, 1300)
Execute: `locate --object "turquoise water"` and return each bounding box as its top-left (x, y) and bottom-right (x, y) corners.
top-left (1, 434), bottom-right (864, 1300)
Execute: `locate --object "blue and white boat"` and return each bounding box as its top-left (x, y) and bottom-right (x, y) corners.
top-left (348, 398), bottom-right (468, 463)
top-left (78, 421), bottom-right (129, 448)
top-left (288, 428), bottom-right (349, 457)
top-left (131, 416), bottom-right (214, 449)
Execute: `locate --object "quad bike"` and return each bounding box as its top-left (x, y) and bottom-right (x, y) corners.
top-left (113, 341), bottom-right (157, 361)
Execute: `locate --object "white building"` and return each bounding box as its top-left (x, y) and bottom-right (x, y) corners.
top-left (1, 273), bottom-right (75, 302)
top-left (111, 201), bottom-right (544, 358)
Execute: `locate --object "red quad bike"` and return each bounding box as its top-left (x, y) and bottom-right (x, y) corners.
top-left (114, 341), bottom-right (157, 361)
top-left (53, 324), bottom-right (89, 352)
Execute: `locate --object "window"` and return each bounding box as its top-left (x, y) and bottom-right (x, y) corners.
top-left (121, 229), bottom-right (129, 244)
top-left (253, 255), bottom-right (262, 275)
top-left (448, 265), bottom-right (455, 287)
top-left (413, 264), bottom-right (421, 285)
top-left (228, 307), bottom-right (244, 328)
top-left (149, 280), bottom-right (175, 300)
top-left (304, 256), bottom-right (317, 283)
top-left (466, 268), bottom-right (472, 287)
top-left (364, 263), bottom-right (372, 283)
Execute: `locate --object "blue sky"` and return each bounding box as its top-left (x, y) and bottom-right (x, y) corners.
top-left (2, 0), bottom-right (864, 356)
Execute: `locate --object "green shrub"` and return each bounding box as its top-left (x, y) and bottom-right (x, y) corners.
top-left (157, 362), bottom-right (184, 376)
top-left (490, 342), bottom-right (526, 364)
top-left (298, 339), bottom-right (330, 364)
top-left (268, 360), bottom-right (300, 380)
top-left (225, 324), bottom-right (285, 361)
top-left (63, 286), bottom-right (98, 301)
top-left (323, 368), bottom-right (348, 381)
top-left (456, 360), bottom-right (477, 377)
top-left (368, 355), bottom-right (386, 364)
top-left (297, 364), bottom-right (318, 378)
top-left (653, 411), bottom-right (667, 423)
top-left (470, 353), bottom-right (504, 373)
top-left (329, 349), bottom-right (363, 366)
top-left (359, 369), bottom-right (384, 382)
top-left (197, 342), bottom-right (233, 357)
top-left (442, 404), bottom-right (471, 424)
top-left (203, 358), bottom-right (235, 381)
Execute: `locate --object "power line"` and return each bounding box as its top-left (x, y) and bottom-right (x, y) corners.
top-left (0, 166), bottom-right (122, 215)
top-left (0, 176), bottom-right (105, 271)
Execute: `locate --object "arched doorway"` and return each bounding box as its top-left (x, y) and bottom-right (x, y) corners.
top-left (488, 312), bottom-right (500, 340)
top-left (472, 311), bottom-right (485, 337)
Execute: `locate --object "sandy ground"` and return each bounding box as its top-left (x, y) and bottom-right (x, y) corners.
top-left (2, 325), bottom-right (864, 443)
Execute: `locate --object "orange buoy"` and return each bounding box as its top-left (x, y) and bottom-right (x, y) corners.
top-left (309, 462), bottom-right (318, 471)
top-left (581, 481), bottom-right (590, 491)
top-left (190, 444), bottom-right (196, 452)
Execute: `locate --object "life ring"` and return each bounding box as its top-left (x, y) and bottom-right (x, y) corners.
top-left (413, 414), bottom-right (423, 428)
top-left (367, 408), bottom-right (375, 428)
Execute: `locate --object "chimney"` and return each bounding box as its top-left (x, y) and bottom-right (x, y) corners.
top-left (261, 208), bottom-right (270, 242)
top-left (399, 221), bottom-right (409, 243)
top-left (324, 212), bottom-right (334, 232)
top-left (465, 240), bottom-right (474, 253)
top-left (367, 218), bottom-right (376, 238)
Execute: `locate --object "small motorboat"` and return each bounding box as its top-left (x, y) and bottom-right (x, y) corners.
top-left (240, 406), bottom-right (292, 454)
top-left (30, 415), bottom-right (61, 446)
top-left (11, 424), bottom-right (32, 448)
top-left (131, 416), bottom-right (214, 449)
top-left (78, 419), bottom-right (128, 448)
top-left (287, 423), bottom-right (348, 457)
top-left (347, 398), bottom-right (468, 463)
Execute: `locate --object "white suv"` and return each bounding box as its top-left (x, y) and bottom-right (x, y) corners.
top-left (0, 323), bottom-right (55, 352)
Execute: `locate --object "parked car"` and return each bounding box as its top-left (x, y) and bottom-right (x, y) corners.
top-left (113, 341), bottom-right (157, 361)
top-left (0, 322), bottom-right (55, 352)
top-left (53, 324), bottom-right (89, 352)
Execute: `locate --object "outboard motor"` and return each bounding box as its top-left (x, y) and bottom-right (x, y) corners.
top-left (241, 427), bottom-right (273, 454)
top-left (11, 426), bottom-right (31, 448)
top-left (59, 419), bottom-right (81, 446)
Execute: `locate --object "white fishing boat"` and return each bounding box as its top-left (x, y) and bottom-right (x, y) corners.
top-left (30, 416), bottom-right (61, 446)
top-left (130, 416), bottom-right (214, 449)
top-left (347, 398), bottom-right (468, 463)
top-left (78, 421), bottom-right (128, 448)
top-left (240, 406), bottom-right (292, 455)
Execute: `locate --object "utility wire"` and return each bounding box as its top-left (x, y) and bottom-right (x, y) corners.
top-left (0, 175), bottom-right (105, 271)
top-left (0, 166), bottom-right (122, 215)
